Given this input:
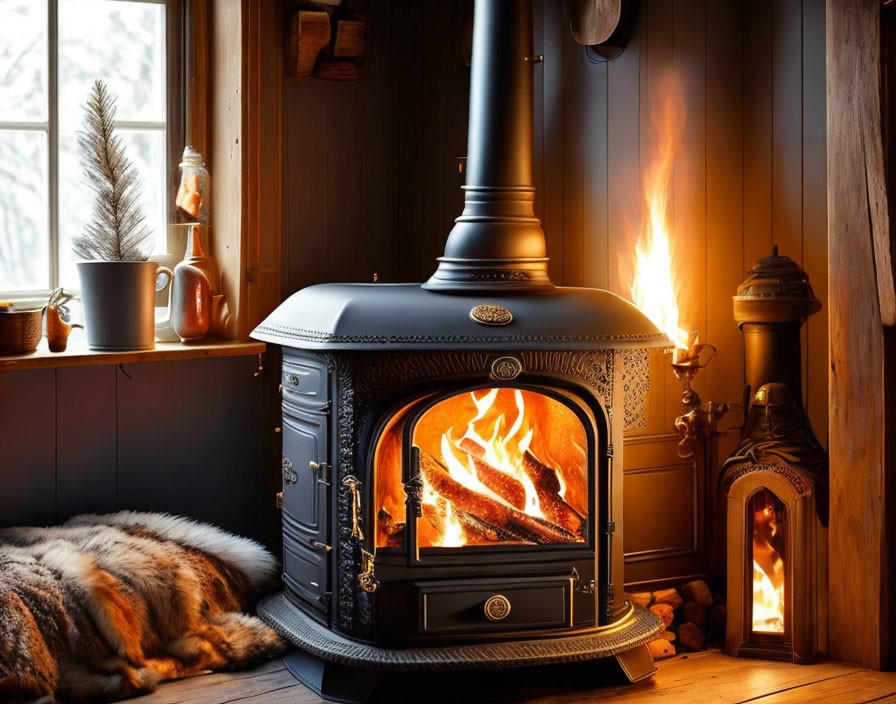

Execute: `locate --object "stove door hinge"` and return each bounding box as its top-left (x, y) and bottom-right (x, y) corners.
top-left (604, 583), bottom-right (615, 621)
top-left (606, 519), bottom-right (616, 535)
top-left (309, 461), bottom-right (331, 486)
top-left (606, 444), bottom-right (614, 460)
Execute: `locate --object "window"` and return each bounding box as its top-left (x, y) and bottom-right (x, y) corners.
top-left (0, 0), bottom-right (181, 295)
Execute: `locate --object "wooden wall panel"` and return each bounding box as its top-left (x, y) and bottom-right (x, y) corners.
top-left (827, 0), bottom-right (893, 670)
top-left (743, 0), bottom-right (775, 272)
top-left (705, 0), bottom-right (745, 467)
top-left (803, 0), bottom-right (828, 446)
top-left (282, 0), bottom-right (468, 292)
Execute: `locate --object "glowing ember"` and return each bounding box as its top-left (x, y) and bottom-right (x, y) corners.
top-left (630, 78), bottom-right (690, 351)
top-left (751, 491), bottom-right (786, 634)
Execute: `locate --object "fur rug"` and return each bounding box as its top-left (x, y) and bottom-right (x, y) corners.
top-left (0, 512), bottom-right (286, 703)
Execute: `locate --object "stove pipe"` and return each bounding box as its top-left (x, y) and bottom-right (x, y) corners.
top-left (423, 0), bottom-right (554, 293)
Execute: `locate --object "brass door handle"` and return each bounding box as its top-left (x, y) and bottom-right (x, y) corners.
top-left (342, 475), bottom-right (364, 541)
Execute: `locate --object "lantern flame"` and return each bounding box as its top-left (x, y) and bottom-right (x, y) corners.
top-left (752, 495), bottom-right (786, 634)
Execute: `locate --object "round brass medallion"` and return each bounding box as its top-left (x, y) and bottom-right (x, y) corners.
top-left (470, 304), bottom-right (513, 326)
top-left (483, 594), bottom-right (512, 621)
top-left (490, 356), bottom-right (522, 380)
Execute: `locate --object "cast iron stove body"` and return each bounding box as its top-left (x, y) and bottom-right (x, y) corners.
top-left (252, 0), bottom-right (668, 697)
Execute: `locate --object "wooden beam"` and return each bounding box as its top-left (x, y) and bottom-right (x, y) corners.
top-left (205, 0), bottom-right (283, 339)
top-left (827, 0), bottom-right (896, 669)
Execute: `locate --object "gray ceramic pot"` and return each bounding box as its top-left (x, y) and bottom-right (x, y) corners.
top-left (77, 261), bottom-right (173, 351)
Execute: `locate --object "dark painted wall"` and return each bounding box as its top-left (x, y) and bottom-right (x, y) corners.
top-left (0, 355), bottom-right (280, 546)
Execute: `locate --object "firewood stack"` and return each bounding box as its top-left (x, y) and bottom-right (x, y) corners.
top-left (627, 580), bottom-right (726, 659)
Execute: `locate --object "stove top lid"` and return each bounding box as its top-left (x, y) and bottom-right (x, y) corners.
top-left (251, 283), bottom-right (670, 351)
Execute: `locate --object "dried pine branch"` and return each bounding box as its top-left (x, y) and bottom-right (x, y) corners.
top-left (72, 80), bottom-right (153, 261)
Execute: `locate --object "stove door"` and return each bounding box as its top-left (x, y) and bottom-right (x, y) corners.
top-left (282, 404), bottom-right (330, 619)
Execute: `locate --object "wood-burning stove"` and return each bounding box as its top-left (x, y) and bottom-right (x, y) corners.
top-left (252, 0), bottom-right (669, 699)
top-left (721, 249), bottom-right (828, 663)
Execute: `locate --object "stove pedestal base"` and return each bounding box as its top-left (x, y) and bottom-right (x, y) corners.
top-left (259, 591), bottom-right (662, 671)
top-left (283, 650), bottom-right (381, 704)
top-left (613, 643), bottom-right (657, 682)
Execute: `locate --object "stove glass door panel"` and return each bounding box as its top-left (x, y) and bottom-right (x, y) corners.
top-left (749, 488), bottom-right (787, 636)
top-left (375, 387), bottom-right (590, 550)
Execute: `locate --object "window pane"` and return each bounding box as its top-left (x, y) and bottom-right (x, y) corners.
top-left (0, 1), bottom-right (48, 122)
top-left (0, 130), bottom-right (49, 290)
top-left (58, 0), bottom-right (165, 129)
top-left (59, 128), bottom-right (166, 288)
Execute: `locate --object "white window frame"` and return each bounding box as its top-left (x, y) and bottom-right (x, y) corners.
top-left (0, 0), bottom-right (180, 303)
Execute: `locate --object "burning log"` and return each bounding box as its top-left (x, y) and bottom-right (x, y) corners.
top-left (467, 454), bottom-right (527, 509)
top-left (421, 501), bottom-right (500, 544)
top-left (520, 451), bottom-right (586, 535)
top-left (419, 452), bottom-right (579, 544)
top-left (377, 508), bottom-right (405, 548)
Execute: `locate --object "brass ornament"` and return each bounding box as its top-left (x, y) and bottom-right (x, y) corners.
top-left (490, 355), bottom-right (523, 380)
top-left (470, 304), bottom-right (513, 326)
top-left (282, 457), bottom-right (297, 485)
top-left (484, 594), bottom-right (512, 621)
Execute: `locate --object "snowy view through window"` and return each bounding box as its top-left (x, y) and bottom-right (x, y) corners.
top-left (0, 0), bottom-right (167, 292)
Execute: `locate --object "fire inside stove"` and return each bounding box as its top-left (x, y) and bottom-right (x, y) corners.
top-left (375, 388), bottom-right (589, 549)
top-left (750, 489), bottom-right (786, 634)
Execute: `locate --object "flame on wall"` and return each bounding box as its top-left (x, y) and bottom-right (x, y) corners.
top-left (630, 77), bottom-right (690, 350)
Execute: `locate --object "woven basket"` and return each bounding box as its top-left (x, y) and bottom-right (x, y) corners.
top-left (0, 309), bottom-right (43, 353)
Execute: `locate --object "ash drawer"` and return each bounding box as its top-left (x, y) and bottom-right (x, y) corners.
top-left (281, 356), bottom-right (327, 409)
top-left (416, 576), bottom-right (573, 635)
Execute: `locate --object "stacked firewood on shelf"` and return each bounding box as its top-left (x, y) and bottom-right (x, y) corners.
top-left (627, 580), bottom-right (726, 659)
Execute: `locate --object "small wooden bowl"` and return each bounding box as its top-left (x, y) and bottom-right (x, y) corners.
top-left (0, 309), bottom-right (43, 354)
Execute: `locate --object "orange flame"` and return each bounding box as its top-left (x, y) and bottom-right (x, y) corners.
top-left (752, 559), bottom-right (785, 633)
top-left (423, 389), bottom-right (547, 546)
top-left (403, 388), bottom-right (588, 549)
top-left (752, 495), bottom-right (785, 633)
top-left (630, 77), bottom-right (690, 350)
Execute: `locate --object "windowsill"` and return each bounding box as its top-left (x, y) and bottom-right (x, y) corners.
top-left (0, 337), bottom-right (266, 372)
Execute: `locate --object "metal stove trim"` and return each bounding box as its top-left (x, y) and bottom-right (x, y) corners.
top-left (255, 323), bottom-right (670, 350)
top-left (258, 592), bottom-right (663, 671)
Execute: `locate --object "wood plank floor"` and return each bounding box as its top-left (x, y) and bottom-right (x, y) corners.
top-left (131, 649), bottom-right (896, 704)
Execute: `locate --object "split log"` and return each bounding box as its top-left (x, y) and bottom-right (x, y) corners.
top-left (521, 451), bottom-right (586, 535)
top-left (647, 638), bottom-right (676, 659)
top-left (678, 622), bottom-right (707, 651)
top-left (649, 603), bottom-right (674, 628)
top-left (467, 454), bottom-right (527, 509)
top-left (458, 439), bottom-right (585, 535)
top-left (421, 501), bottom-right (500, 544)
top-left (682, 601), bottom-right (708, 626)
top-left (377, 509), bottom-right (405, 548)
top-left (419, 452), bottom-right (578, 544)
top-left (652, 588), bottom-right (683, 610)
top-left (627, 591), bottom-right (652, 608)
top-left (288, 11), bottom-right (331, 78)
top-left (681, 580), bottom-right (714, 609)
